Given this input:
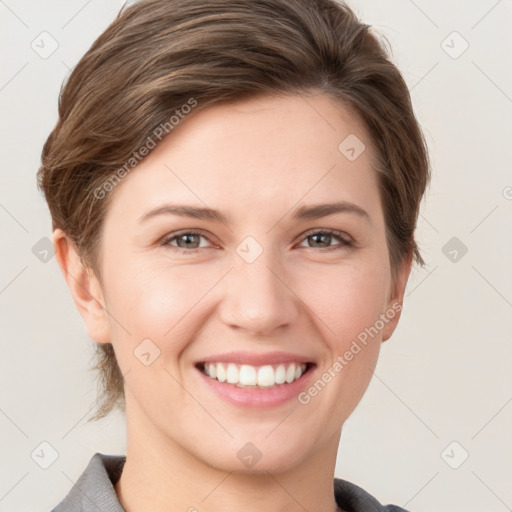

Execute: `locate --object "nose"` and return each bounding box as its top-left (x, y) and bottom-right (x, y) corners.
top-left (218, 247), bottom-right (300, 336)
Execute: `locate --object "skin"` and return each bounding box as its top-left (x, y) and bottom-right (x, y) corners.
top-left (54, 92), bottom-right (412, 512)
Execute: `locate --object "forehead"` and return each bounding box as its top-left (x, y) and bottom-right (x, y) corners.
top-left (105, 93), bottom-right (382, 225)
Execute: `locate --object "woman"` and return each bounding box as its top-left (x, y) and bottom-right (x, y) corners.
top-left (38, 0), bottom-right (430, 510)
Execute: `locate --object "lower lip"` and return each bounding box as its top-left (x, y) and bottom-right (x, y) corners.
top-left (196, 365), bottom-right (316, 408)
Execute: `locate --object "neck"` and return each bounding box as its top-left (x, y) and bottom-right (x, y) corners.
top-left (115, 400), bottom-right (343, 512)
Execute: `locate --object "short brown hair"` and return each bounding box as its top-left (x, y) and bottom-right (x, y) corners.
top-left (37, 0), bottom-right (431, 421)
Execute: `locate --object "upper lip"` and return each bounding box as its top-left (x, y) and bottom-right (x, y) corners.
top-left (197, 351), bottom-right (316, 366)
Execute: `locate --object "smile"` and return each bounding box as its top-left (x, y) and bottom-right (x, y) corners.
top-left (196, 362), bottom-right (313, 388)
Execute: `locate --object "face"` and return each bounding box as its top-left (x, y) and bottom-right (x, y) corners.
top-left (59, 92), bottom-right (411, 474)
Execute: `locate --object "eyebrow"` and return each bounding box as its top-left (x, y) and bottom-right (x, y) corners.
top-left (138, 201), bottom-right (371, 225)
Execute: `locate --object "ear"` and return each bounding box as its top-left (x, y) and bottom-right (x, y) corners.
top-left (381, 251), bottom-right (413, 342)
top-left (52, 228), bottom-right (111, 344)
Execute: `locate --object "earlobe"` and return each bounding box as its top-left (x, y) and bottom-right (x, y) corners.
top-left (52, 228), bottom-right (111, 344)
top-left (381, 251), bottom-right (413, 342)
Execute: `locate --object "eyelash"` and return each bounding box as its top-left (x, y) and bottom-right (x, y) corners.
top-left (159, 228), bottom-right (354, 254)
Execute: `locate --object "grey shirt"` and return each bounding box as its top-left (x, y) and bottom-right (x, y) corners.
top-left (50, 453), bottom-right (410, 512)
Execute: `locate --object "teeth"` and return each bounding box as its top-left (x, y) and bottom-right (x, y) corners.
top-left (202, 362), bottom-right (308, 388)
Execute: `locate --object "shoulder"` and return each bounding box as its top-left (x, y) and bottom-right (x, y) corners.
top-left (334, 477), bottom-right (411, 512)
top-left (50, 452), bottom-right (126, 512)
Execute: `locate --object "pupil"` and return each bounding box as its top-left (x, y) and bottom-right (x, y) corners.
top-left (181, 234), bottom-right (197, 248)
top-left (312, 234), bottom-right (328, 247)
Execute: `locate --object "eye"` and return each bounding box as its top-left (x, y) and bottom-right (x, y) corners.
top-left (159, 228), bottom-right (353, 254)
top-left (159, 230), bottom-right (213, 252)
top-left (297, 229), bottom-right (353, 251)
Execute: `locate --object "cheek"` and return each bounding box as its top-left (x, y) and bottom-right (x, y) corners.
top-left (100, 263), bottom-right (209, 398)
top-left (290, 261), bottom-right (388, 430)
top-left (297, 259), bottom-right (389, 349)
top-left (103, 260), bottom-right (218, 349)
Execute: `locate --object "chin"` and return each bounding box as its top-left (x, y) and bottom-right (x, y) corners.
top-left (198, 438), bottom-right (307, 476)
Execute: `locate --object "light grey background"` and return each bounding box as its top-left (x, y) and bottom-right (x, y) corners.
top-left (1, 1), bottom-right (511, 511)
